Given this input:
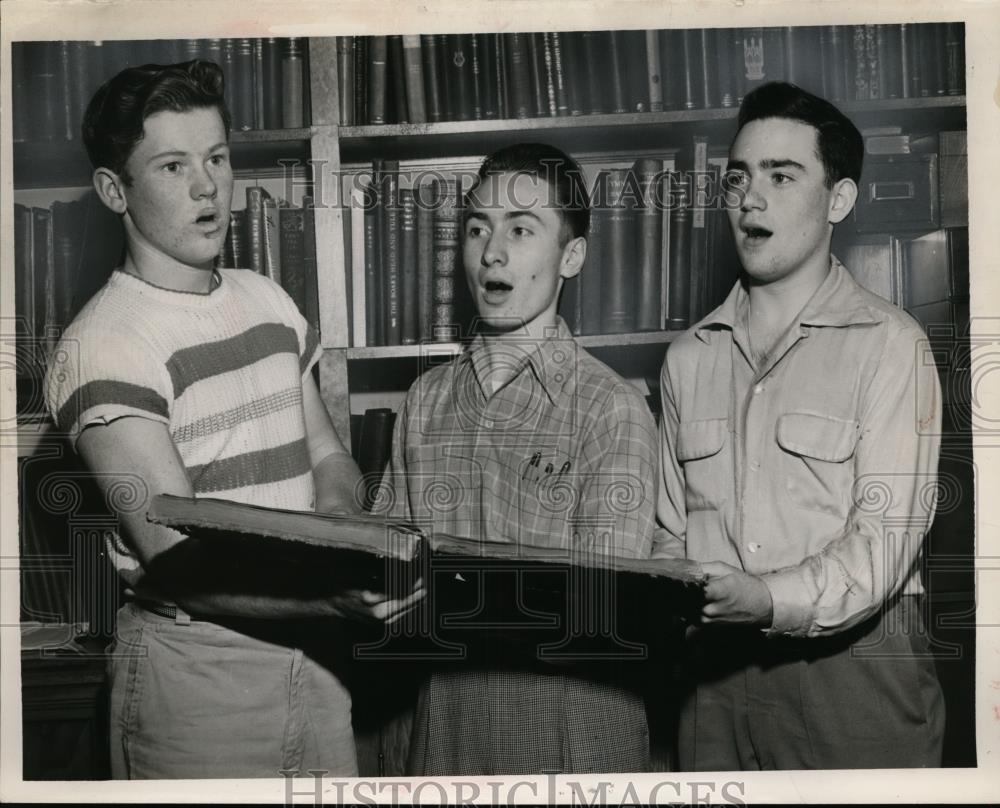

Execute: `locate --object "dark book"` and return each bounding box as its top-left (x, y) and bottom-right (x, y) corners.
top-left (205, 38), bottom-right (224, 72)
top-left (634, 158), bottom-right (664, 331)
top-left (399, 188), bottom-right (419, 345)
top-left (468, 33), bottom-right (484, 120)
top-left (231, 38), bottom-right (255, 131)
top-left (367, 37), bottom-right (388, 125)
top-left (416, 182), bottom-right (436, 342)
top-left (685, 135), bottom-right (711, 323)
top-left (450, 35), bottom-right (475, 121)
top-left (364, 173), bottom-right (382, 345)
top-left (561, 32), bottom-right (585, 116)
top-left (32, 207), bottom-right (56, 355)
top-left (383, 162), bottom-right (402, 345)
top-left (245, 186), bottom-right (267, 276)
top-left (507, 33), bottom-right (533, 119)
top-left (11, 42), bottom-right (30, 142)
top-left (253, 39), bottom-right (266, 129)
top-left (528, 33), bottom-right (548, 117)
top-left (680, 29), bottom-right (701, 109)
top-left (899, 23), bottom-right (914, 98)
top-left (851, 25), bottom-right (869, 101)
top-left (388, 35), bottom-right (408, 124)
top-left (930, 23), bottom-right (948, 97)
top-left (496, 32), bottom-right (510, 119)
top-left (820, 26), bottom-right (847, 100)
top-left (357, 408), bottom-right (397, 510)
top-left (865, 24), bottom-right (880, 100)
top-left (666, 171), bottom-right (691, 330)
top-left (282, 38), bottom-right (306, 127)
top-left (56, 41), bottom-right (74, 141)
top-left (623, 29), bottom-right (648, 113)
top-left (601, 168), bottom-right (638, 334)
top-left (349, 413), bottom-right (365, 462)
top-left (302, 196), bottom-right (320, 334)
top-left (401, 35), bottom-right (427, 124)
top-left (434, 34), bottom-right (453, 120)
top-left (262, 196), bottom-right (282, 286)
top-left (548, 32), bottom-right (570, 116)
top-left (280, 205), bottom-right (308, 317)
top-left (421, 35), bottom-right (444, 123)
top-left (337, 36), bottom-right (355, 126)
top-left (580, 171), bottom-right (606, 335)
top-left (477, 33), bottom-right (499, 119)
top-left (432, 178), bottom-right (461, 342)
top-left (50, 200), bottom-right (81, 332)
top-left (262, 38), bottom-right (284, 128)
top-left (220, 39), bottom-right (237, 115)
top-left (579, 30), bottom-right (607, 115)
top-left (606, 31), bottom-right (629, 114)
top-left (945, 23), bottom-right (965, 95)
top-left (646, 30), bottom-right (664, 112)
top-left (354, 35), bottom-right (369, 124)
top-left (878, 24), bottom-right (903, 99)
top-left (15, 203), bottom-right (36, 340)
top-left (28, 42), bottom-right (60, 141)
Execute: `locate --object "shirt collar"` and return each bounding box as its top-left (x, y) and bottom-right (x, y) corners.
top-left (695, 255), bottom-right (884, 343)
top-left (465, 316), bottom-right (576, 406)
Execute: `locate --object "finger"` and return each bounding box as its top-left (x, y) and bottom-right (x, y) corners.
top-left (700, 561), bottom-right (737, 578)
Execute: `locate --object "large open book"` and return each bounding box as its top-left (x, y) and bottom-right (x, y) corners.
top-left (148, 494), bottom-right (706, 656)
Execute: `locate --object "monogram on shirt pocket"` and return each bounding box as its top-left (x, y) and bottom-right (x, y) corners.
top-left (776, 411), bottom-right (858, 517)
top-left (676, 418), bottom-right (730, 510)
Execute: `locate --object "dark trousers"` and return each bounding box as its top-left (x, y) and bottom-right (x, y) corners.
top-left (678, 596), bottom-right (945, 770)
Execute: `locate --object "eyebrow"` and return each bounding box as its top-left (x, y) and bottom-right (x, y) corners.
top-left (146, 142), bottom-right (229, 164)
top-left (726, 158), bottom-right (807, 172)
top-left (463, 209), bottom-right (545, 225)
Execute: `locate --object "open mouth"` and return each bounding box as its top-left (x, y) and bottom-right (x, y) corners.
top-left (741, 225), bottom-right (773, 242)
top-left (481, 279), bottom-right (513, 304)
top-left (485, 280), bottom-right (513, 293)
top-left (196, 212), bottom-right (221, 229)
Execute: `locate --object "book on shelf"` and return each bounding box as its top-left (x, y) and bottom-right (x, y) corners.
top-left (356, 407), bottom-right (397, 511)
top-left (383, 161), bottom-right (403, 345)
top-left (349, 179), bottom-right (368, 347)
top-left (401, 34), bottom-right (427, 124)
top-left (432, 178), bottom-right (461, 343)
top-left (281, 37), bottom-right (306, 128)
top-left (420, 34), bottom-right (444, 123)
top-left (601, 167), bottom-right (639, 334)
top-left (388, 35), bottom-right (408, 124)
top-left (399, 188), bottom-right (420, 345)
top-left (634, 157), bottom-right (665, 332)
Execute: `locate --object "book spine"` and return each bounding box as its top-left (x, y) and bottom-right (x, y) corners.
top-left (945, 23), bottom-right (964, 95)
top-left (681, 29), bottom-right (700, 109)
top-left (262, 197), bottom-right (281, 286)
top-left (282, 38), bottom-right (305, 127)
top-left (449, 35), bottom-right (474, 121)
top-left (580, 171), bottom-right (605, 335)
top-left (740, 28), bottom-right (769, 98)
top-left (51, 201), bottom-right (78, 330)
top-left (57, 41), bottom-right (74, 140)
top-left (246, 187), bottom-right (267, 276)
top-left (508, 33), bottom-right (533, 119)
top-left (354, 36), bottom-right (369, 124)
top-left (383, 162), bottom-right (402, 345)
top-left (387, 35), bottom-right (407, 123)
top-left (260, 38), bottom-right (283, 128)
top-left (496, 33), bottom-right (509, 119)
top-left (432, 179), bottom-right (460, 342)
top-left (14, 204), bottom-right (35, 339)
top-left (29, 43), bottom-right (60, 141)
top-left (528, 33), bottom-right (547, 117)
top-left (252, 38), bottom-right (265, 128)
top-left (635, 158), bottom-right (665, 331)
top-left (469, 34), bottom-right (484, 120)
top-left (624, 29), bottom-right (648, 113)
top-left (903, 23), bottom-right (922, 99)
top-left (417, 182), bottom-right (436, 342)
top-left (646, 30), bottom-right (664, 112)
top-left (232, 38), bottom-right (255, 131)
top-left (33, 207), bottom-right (56, 355)
top-left (302, 197), bottom-right (319, 334)
top-left (350, 181), bottom-right (367, 347)
top-left (698, 29), bottom-right (716, 109)
top-left (434, 34), bottom-right (453, 121)
top-left (399, 188), bottom-right (419, 345)
top-left (714, 28), bottom-right (735, 108)
top-left (478, 33), bottom-right (499, 119)
top-left (421, 35), bottom-right (444, 123)
top-left (224, 210), bottom-right (243, 268)
top-left (541, 32), bottom-right (558, 117)
top-left (601, 168), bottom-right (637, 334)
top-left (368, 36), bottom-right (388, 124)
top-left (666, 172), bottom-right (691, 330)
top-left (852, 25), bottom-right (868, 101)
top-left (562, 32), bottom-right (585, 116)
top-left (687, 135), bottom-right (710, 323)
top-left (550, 32), bottom-right (570, 116)
top-left (607, 31), bottom-right (629, 114)
top-left (364, 169), bottom-right (382, 345)
top-left (11, 43), bottom-right (29, 142)
top-left (866, 24), bottom-right (880, 100)
top-left (337, 36), bottom-right (355, 126)
top-left (280, 205), bottom-right (308, 316)
top-left (931, 22), bottom-right (948, 97)
top-left (357, 408), bottom-right (397, 508)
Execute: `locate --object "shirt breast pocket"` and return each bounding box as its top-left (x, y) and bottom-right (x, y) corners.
top-left (403, 443), bottom-right (483, 535)
top-left (776, 411), bottom-right (859, 518)
top-left (676, 417), bottom-right (730, 511)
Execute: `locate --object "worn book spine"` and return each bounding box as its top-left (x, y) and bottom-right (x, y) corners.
top-left (448, 34), bottom-right (474, 121)
top-left (367, 36), bottom-right (388, 124)
top-left (337, 36), bottom-right (355, 125)
top-left (32, 207), bottom-right (56, 354)
top-left (280, 205), bottom-right (307, 316)
top-left (399, 188), bottom-right (419, 345)
top-left (262, 196), bottom-right (282, 286)
top-left (245, 187), bottom-right (266, 275)
top-left (666, 172), bottom-right (691, 330)
top-left (231, 38), bottom-right (255, 131)
top-left (388, 35), bottom-right (408, 123)
top-left (478, 33), bottom-right (499, 119)
top-left (550, 32), bottom-right (570, 116)
top-left (541, 32), bottom-right (558, 117)
top-left (508, 33), bottom-right (533, 119)
top-left (468, 34), bottom-right (484, 120)
top-left (364, 171), bottom-right (382, 345)
top-left (282, 38), bottom-right (305, 127)
top-left (383, 162), bottom-right (402, 345)
top-left (681, 29), bottom-right (700, 109)
top-left (261, 38), bottom-right (283, 128)
top-left (528, 33), bottom-right (547, 117)
top-left (354, 35), bottom-right (369, 124)
top-left (607, 31), bottom-right (629, 114)
top-left (646, 30), bottom-right (664, 112)
top-left (635, 158), bottom-right (664, 331)
top-left (714, 28), bottom-right (735, 108)
top-left (432, 179), bottom-right (460, 342)
top-left (420, 35), bottom-right (444, 123)
top-left (601, 168), bottom-right (637, 334)
top-left (945, 22), bottom-right (964, 95)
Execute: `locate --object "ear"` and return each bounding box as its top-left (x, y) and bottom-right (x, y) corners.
top-left (559, 235), bottom-right (586, 280)
top-left (93, 167), bottom-right (128, 215)
top-left (828, 177), bottom-right (858, 225)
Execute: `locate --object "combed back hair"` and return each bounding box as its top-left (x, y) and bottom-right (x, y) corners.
top-left (82, 59), bottom-right (231, 182)
top-left (736, 81), bottom-right (864, 187)
top-left (473, 142), bottom-right (591, 243)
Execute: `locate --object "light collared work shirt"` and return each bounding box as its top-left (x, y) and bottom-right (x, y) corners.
top-left (656, 258), bottom-right (941, 638)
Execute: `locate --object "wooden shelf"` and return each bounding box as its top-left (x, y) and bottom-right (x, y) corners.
top-left (339, 97), bottom-right (967, 162)
top-left (341, 331), bottom-right (679, 360)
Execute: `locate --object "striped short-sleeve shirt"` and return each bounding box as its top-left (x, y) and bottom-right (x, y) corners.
top-left (44, 269), bottom-right (321, 586)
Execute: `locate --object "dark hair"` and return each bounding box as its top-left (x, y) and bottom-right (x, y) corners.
top-left (472, 142), bottom-right (591, 242)
top-left (82, 59), bottom-right (231, 183)
top-left (736, 81), bottom-right (864, 186)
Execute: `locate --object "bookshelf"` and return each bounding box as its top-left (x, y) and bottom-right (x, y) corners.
top-left (11, 23), bottom-right (975, 776)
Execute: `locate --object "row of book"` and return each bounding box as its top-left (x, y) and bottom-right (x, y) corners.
top-left (345, 140), bottom-right (740, 347)
top-left (11, 37), bottom-right (310, 143)
top-left (218, 187), bottom-right (320, 331)
top-left (338, 23), bottom-right (966, 126)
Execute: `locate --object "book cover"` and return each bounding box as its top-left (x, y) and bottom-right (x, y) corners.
top-left (252, 38), bottom-right (266, 129)
top-left (399, 188), bottom-right (419, 345)
top-left (14, 203), bottom-right (36, 340)
top-left (697, 28), bottom-right (715, 110)
top-left (357, 408), bottom-right (397, 510)
top-left (354, 35), bottom-right (369, 124)
top-left (28, 42), bottom-right (59, 141)
top-left (541, 32), bottom-right (559, 117)
top-left (945, 22), bottom-right (965, 95)
top-left (432, 178), bottom-right (461, 342)
top-left (350, 180), bottom-right (368, 348)
top-left (232, 38), bottom-right (255, 131)
top-left (50, 200), bottom-right (82, 332)
top-left (365, 165), bottom-right (383, 345)
top-left (680, 29), bottom-right (701, 109)
top-left (282, 38), bottom-right (306, 127)
top-left (468, 33), bottom-right (484, 120)
top-left (686, 135), bottom-right (711, 323)
top-left (32, 207), bottom-right (56, 355)
top-left (420, 34), bottom-right (444, 123)
top-left (634, 158), bottom-right (664, 331)
top-left (401, 34), bottom-right (427, 124)
top-left (713, 29), bottom-right (735, 108)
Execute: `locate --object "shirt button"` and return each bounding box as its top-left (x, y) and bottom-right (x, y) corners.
top-left (753, 384), bottom-right (764, 395)
top-left (747, 542), bottom-right (760, 553)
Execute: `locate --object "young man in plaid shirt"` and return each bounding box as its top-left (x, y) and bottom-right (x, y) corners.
top-left (377, 143), bottom-right (659, 775)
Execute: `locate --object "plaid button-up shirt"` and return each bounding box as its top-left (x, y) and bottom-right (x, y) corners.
top-left (656, 258), bottom-right (942, 638)
top-left (378, 316), bottom-right (658, 774)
